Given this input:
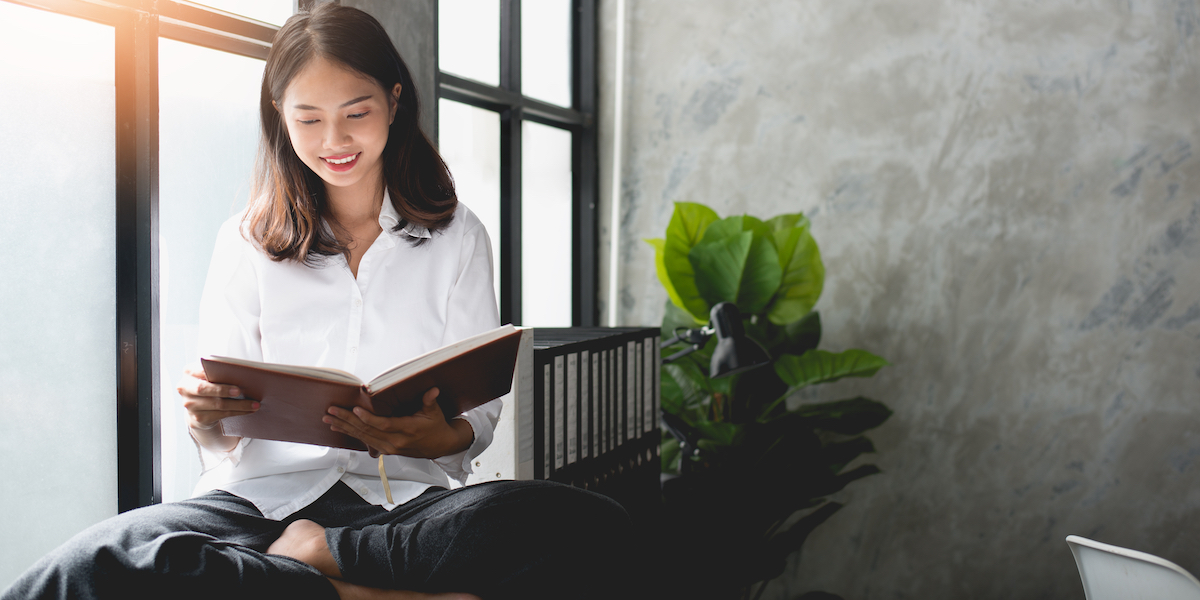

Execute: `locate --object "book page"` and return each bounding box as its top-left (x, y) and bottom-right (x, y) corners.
top-left (365, 324), bottom-right (518, 393)
top-left (208, 355), bottom-right (363, 386)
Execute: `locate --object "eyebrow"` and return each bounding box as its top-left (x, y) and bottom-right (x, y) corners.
top-left (292, 95), bottom-right (374, 111)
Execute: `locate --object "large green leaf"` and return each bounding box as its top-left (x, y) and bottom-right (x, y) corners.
top-left (663, 203), bottom-right (720, 321)
top-left (662, 361), bottom-right (709, 416)
top-left (821, 436), bottom-right (877, 473)
top-left (661, 299), bottom-right (703, 341)
top-left (786, 397), bottom-right (893, 434)
top-left (695, 421), bottom-right (744, 447)
top-left (780, 310), bottom-right (822, 355)
top-left (767, 224), bottom-right (825, 325)
top-left (701, 214), bottom-right (773, 245)
top-left (689, 231), bottom-right (782, 314)
top-left (646, 238), bottom-right (693, 322)
top-left (659, 361), bottom-right (686, 416)
top-left (765, 212), bottom-right (812, 233)
top-left (763, 349), bottom-right (889, 416)
top-left (775, 349), bottom-right (889, 389)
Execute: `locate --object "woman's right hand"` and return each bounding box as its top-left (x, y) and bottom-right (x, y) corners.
top-left (177, 362), bottom-right (258, 450)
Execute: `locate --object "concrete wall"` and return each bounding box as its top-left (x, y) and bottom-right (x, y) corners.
top-left (598, 1), bottom-right (1200, 598)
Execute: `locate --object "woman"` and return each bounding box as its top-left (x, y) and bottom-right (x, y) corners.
top-left (2, 5), bottom-right (632, 600)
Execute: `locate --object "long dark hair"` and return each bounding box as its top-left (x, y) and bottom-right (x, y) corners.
top-left (248, 3), bottom-right (456, 262)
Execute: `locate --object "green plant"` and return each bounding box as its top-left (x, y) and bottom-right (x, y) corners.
top-left (646, 202), bottom-right (892, 600)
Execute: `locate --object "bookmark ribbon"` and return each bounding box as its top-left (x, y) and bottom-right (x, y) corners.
top-left (378, 454), bottom-right (393, 504)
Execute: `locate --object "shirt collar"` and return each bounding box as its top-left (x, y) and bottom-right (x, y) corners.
top-left (379, 190), bottom-right (432, 240)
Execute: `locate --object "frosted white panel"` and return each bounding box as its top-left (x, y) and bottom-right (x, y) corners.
top-left (158, 39), bottom-right (263, 502)
top-left (521, 121), bottom-right (573, 326)
top-left (0, 4), bottom-right (116, 590)
top-left (439, 99), bottom-right (502, 312)
top-left (191, 0), bottom-right (293, 26)
top-left (439, 0), bottom-right (500, 86)
top-left (522, 0), bottom-right (572, 107)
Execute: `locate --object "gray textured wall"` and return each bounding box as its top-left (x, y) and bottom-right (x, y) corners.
top-left (597, 1), bottom-right (1200, 598)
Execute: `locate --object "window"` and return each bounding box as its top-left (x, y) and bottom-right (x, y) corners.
top-left (437, 0), bottom-right (598, 327)
top-left (0, 3), bottom-right (117, 586)
top-left (0, 0), bottom-right (285, 588)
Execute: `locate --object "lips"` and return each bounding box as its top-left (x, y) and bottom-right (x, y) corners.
top-left (321, 152), bottom-right (360, 172)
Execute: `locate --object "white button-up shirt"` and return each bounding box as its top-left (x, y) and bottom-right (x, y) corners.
top-left (191, 197), bottom-right (501, 520)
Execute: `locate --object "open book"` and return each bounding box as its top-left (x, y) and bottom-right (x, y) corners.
top-left (200, 324), bottom-right (524, 451)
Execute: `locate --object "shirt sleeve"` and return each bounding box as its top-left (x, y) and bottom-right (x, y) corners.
top-left (191, 216), bottom-right (262, 469)
top-left (197, 217), bottom-right (263, 361)
top-left (433, 211), bottom-right (503, 481)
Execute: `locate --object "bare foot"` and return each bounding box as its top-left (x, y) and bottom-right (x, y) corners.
top-left (268, 519), bottom-right (342, 578)
top-left (328, 579), bottom-right (481, 600)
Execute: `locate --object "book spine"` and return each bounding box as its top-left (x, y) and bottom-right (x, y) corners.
top-left (576, 348), bottom-right (585, 458)
top-left (626, 340), bottom-right (637, 442)
top-left (614, 345), bottom-right (623, 447)
top-left (517, 329), bottom-right (535, 480)
top-left (567, 352), bottom-right (578, 466)
top-left (642, 336), bottom-right (654, 434)
top-left (554, 355), bottom-right (565, 471)
top-left (588, 350), bottom-right (597, 456)
top-left (539, 362), bottom-right (550, 479)
top-left (601, 348), bottom-right (609, 455)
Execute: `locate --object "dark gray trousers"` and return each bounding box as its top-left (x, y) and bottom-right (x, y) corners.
top-left (2, 480), bottom-right (637, 600)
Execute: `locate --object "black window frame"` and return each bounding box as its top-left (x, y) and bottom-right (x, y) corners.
top-left (437, 0), bottom-right (599, 328)
top-left (4, 0), bottom-right (278, 513)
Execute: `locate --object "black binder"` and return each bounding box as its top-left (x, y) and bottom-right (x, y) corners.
top-left (531, 327), bottom-right (662, 519)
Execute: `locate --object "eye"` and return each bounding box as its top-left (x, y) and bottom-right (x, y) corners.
top-left (348, 111), bottom-right (369, 119)
top-left (298, 119), bottom-right (319, 125)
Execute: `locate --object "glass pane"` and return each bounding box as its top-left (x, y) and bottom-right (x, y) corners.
top-left (439, 0), bottom-right (500, 86)
top-left (0, 3), bottom-right (116, 590)
top-left (439, 100), bottom-right (502, 311)
top-left (522, 121), bottom-right (573, 326)
top-left (191, 0), bottom-right (294, 26)
top-left (158, 39), bottom-right (263, 503)
top-left (522, 0), bottom-right (572, 107)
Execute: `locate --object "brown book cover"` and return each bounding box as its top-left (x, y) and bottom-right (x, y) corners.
top-left (201, 325), bottom-right (524, 451)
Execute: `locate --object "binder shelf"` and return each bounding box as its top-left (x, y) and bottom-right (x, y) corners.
top-left (471, 327), bottom-right (663, 521)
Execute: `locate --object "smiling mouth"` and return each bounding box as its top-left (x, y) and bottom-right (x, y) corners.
top-left (323, 153), bottom-right (359, 165)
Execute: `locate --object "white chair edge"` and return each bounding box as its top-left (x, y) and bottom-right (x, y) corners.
top-left (1066, 534), bottom-right (1200, 589)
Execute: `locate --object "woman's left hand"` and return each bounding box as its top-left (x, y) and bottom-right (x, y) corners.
top-left (323, 387), bottom-right (474, 459)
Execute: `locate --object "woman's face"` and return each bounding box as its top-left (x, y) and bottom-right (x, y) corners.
top-left (277, 57), bottom-right (401, 199)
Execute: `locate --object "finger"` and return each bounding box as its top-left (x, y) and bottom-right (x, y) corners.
top-left (195, 379), bottom-right (243, 399)
top-left (418, 387), bottom-right (446, 420)
top-left (184, 397), bottom-right (259, 414)
top-left (177, 373), bottom-right (242, 400)
top-left (422, 387), bottom-right (440, 406)
top-left (349, 406), bottom-right (398, 430)
top-left (325, 413), bottom-right (390, 452)
top-left (182, 362), bottom-right (209, 381)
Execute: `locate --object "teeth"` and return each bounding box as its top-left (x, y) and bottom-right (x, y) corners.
top-left (325, 154), bottom-right (357, 165)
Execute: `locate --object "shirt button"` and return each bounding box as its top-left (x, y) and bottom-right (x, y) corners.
top-left (360, 487), bottom-right (369, 495)
top-left (350, 347), bottom-right (357, 354)
top-left (337, 467), bottom-right (345, 473)
top-left (354, 299), bottom-right (362, 307)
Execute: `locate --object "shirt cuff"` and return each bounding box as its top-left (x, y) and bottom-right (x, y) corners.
top-left (431, 412), bottom-right (492, 485)
top-left (191, 431), bottom-right (248, 473)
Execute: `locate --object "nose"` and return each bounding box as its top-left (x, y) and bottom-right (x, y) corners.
top-left (322, 120), bottom-right (351, 150)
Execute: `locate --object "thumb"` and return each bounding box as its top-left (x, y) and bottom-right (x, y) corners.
top-left (423, 387), bottom-right (440, 407)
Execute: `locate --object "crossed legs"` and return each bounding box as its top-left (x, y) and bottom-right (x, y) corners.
top-left (2, 480), bottom-right (634, 600)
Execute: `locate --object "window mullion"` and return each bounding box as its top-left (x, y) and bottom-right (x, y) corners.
top-left (114, 8), bottom-right (161, 512)
top-left (572, 0), bottom-right (597, 326)
top-left (499, 0), bottom-right (523, 324)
